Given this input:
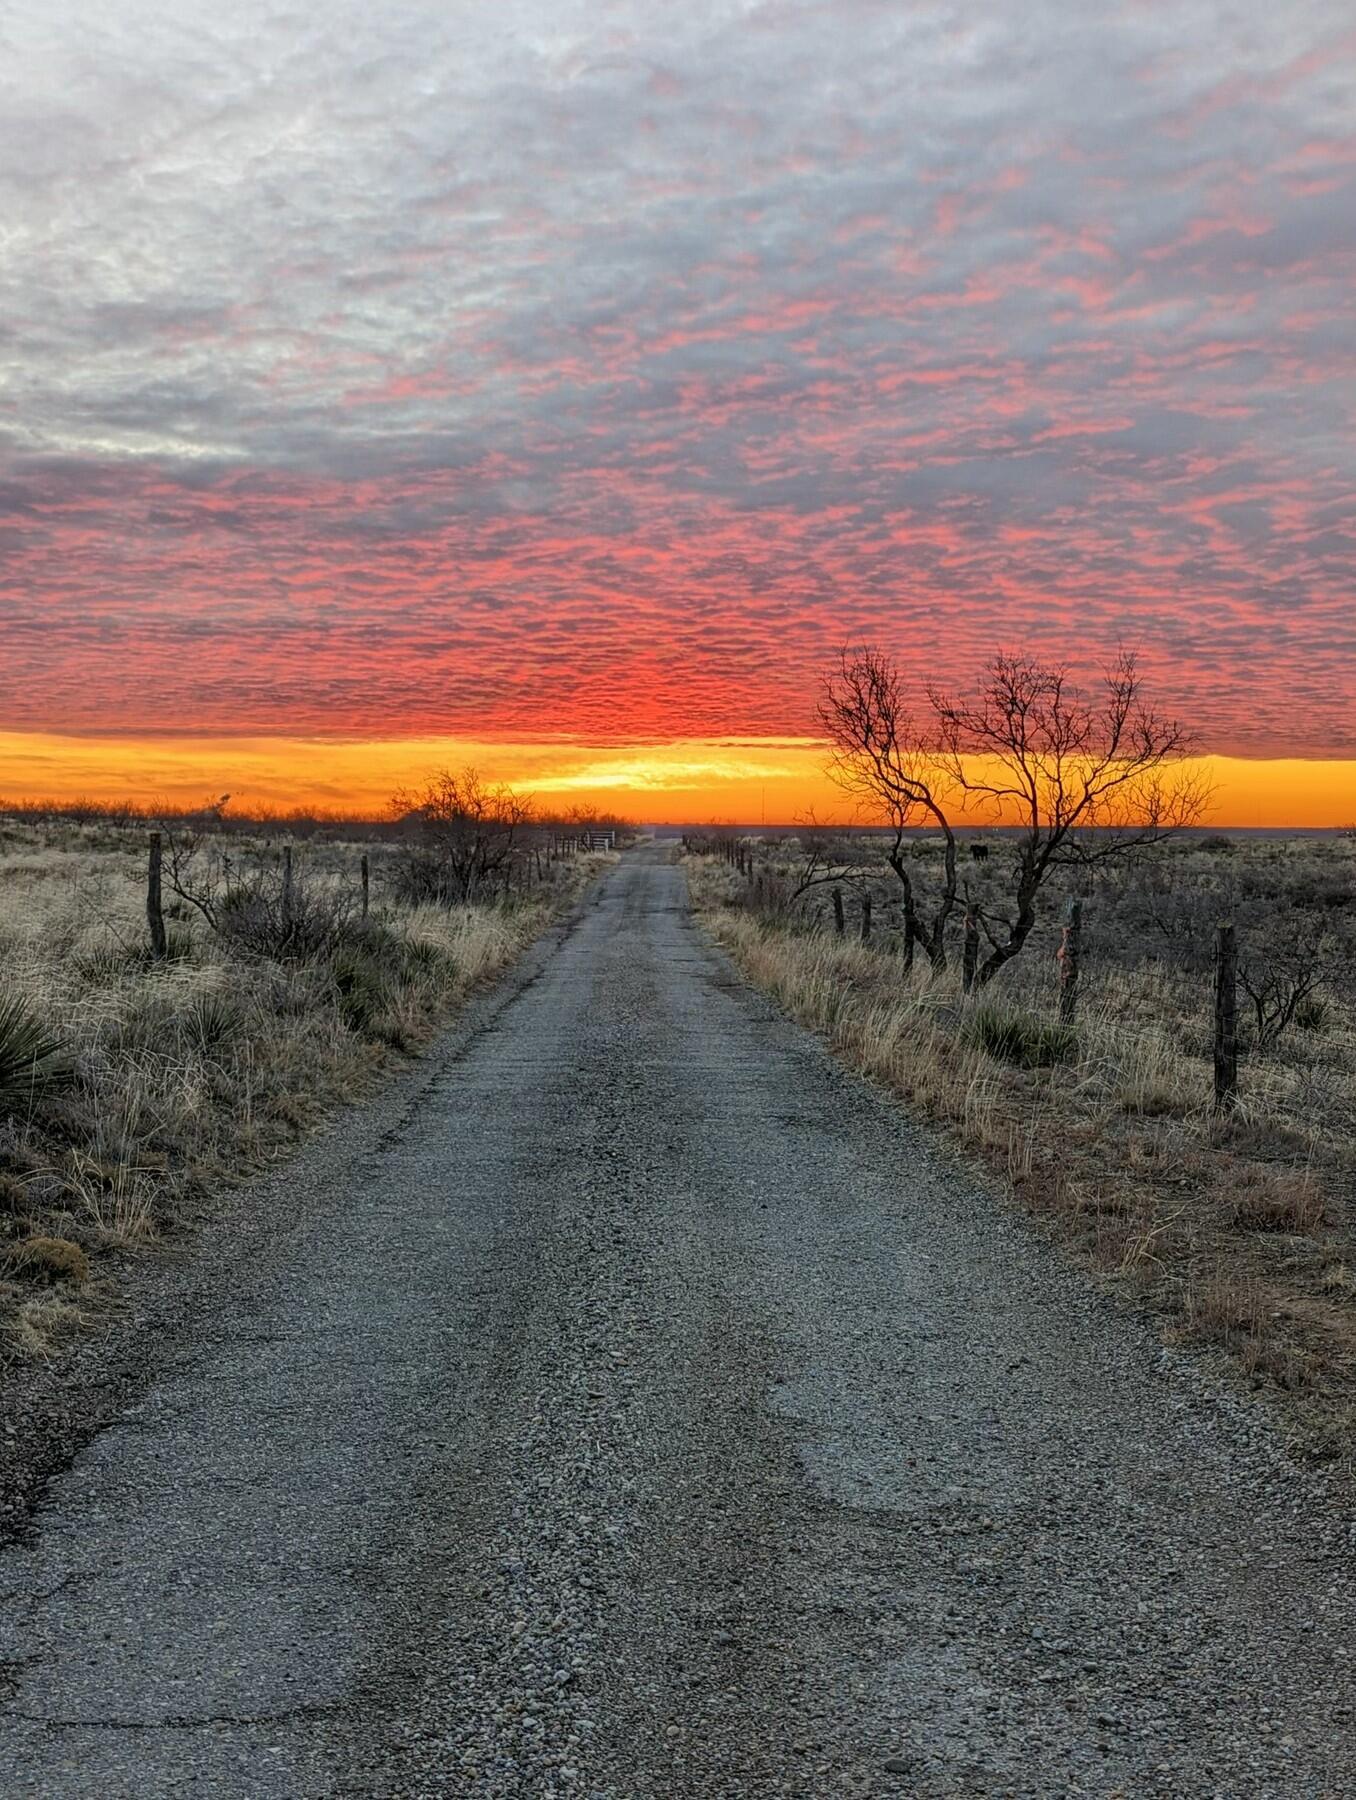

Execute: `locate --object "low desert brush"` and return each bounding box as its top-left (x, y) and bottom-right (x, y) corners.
top-left (6, 1235), bottom-right (90, 1286)
top-left (1226, 1166), bottom-right (1326, 1235)
top-left (966, 1001), bottom-right (1079, 1071)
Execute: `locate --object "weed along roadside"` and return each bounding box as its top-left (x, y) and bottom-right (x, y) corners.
top-left (686, 828), bottom-right (1356, 1459)
top-left (0, 799), bottom-right (624, 1383)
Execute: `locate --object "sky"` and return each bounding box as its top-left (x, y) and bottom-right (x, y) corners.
top-left (2, 0), bottom-right (1354, 822)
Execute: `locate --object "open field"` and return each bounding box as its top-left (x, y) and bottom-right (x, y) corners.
top-left (0, 813), bottom-right (608, 1361)
top-left (689, 828), bottom-right (1356, 1456)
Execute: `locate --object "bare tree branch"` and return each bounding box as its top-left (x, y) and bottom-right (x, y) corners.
top-left (927, 650), bottom-right (1209, 984)
top-left (819, 648), bottom-right (959, 969)
top-left (817, 644), bottom-right (1208, 985)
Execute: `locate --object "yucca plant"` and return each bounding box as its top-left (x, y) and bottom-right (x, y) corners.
top-left (326, 947), bottom-right (391, 1036)
top-left (185, 991), bottom-right (241, 1055)
top-left (0, 993), bottom-right (69, 1113)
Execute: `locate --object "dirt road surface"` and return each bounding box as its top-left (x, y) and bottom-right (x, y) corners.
top-left (2, 848), bottom-right (1353, 1796)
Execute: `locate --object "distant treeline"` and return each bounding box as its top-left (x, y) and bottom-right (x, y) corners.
top-left (0, 792), bottom-right (635, 841)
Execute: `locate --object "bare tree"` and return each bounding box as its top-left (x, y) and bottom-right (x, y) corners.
top-left (819, 648), bottom-right (958, 969)
top-left (157, 827), bottom-right (230, 933)
top-left (156, 827), bottom-right (353, 959)
top-left (930, 650), bottom-right (1208, 984)
top-left (770, 818), bottom-right (860, 903)
top-left (1239, 918), bottom-right (1334, 1048)
top-left (725, 821), bottom-right (862, 922)
top-left (820, 645), bottom-right (1206, 984)
top-left (392, 768), bottom-right (533, 904)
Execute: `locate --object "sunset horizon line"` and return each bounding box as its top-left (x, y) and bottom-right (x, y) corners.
top-left (2, 729), bottom-right (1352, 831)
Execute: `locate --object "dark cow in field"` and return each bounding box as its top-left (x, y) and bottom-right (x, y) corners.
top-left (970, 842), bottom-right (990, 862)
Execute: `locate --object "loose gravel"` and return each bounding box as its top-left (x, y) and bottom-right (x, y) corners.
top-left (1, 847), bottom-right (1354, 1796)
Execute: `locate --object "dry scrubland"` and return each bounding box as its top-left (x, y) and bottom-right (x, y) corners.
top-left (691, 831), bottom-right (1356, 1456)
top-left (0, 816), bottom-right (605, 1360)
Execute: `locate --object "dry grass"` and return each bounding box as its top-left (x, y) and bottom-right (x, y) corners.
top-left (0, 818), bottom-right (607, 1359)
top-left (1226, 1167), bottom-right (1327, 1235)
top-left (690, 834), bottom-right (1356, 1459)
top-left (4, 1236), bottom-right (90, 1285)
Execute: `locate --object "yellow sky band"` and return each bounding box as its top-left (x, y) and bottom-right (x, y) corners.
top-left (0, 731), bottom-right (1352, 829)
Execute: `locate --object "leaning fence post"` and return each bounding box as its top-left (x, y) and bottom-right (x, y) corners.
top-left (1214, 921), bottom-right (1238, 1110)
top-left (1058, 897), bottom-right (1082, 1023)
top-left (147, 831), bottom-right (167, 960)
top-left (832, 887), bottom-right (845, 938)
top-left (360, 852), bottom-right (370, 920)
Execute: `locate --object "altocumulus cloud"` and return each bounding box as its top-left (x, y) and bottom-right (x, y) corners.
top-left (1, 0), bottom-right (1353, 753)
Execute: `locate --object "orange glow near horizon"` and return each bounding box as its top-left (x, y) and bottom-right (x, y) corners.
top-left (0, 731), bottom-right (1352, 830)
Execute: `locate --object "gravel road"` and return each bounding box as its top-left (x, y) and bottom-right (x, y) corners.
top-left (2, 846), bottom-right (1354, 1797)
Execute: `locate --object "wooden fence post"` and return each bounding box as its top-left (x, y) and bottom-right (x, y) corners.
top-left (1058, 897), bottom-right (1082, 1024)
top-left (282, 844), bottom-right (294, 935)
top-left (860, 892), bottom-right (872, 944)
top-left (147, 831), bottom-right (167, 960)
top-left (832, 887), bottom-right (845, 938)
top-left (360, 852), bottom-right (370, 919)
top-left (1214, 921), bottom-right (1238, 1110)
